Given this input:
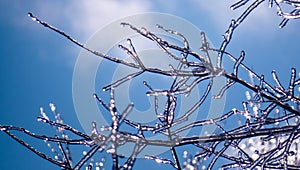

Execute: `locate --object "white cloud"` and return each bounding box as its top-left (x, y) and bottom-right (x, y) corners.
top-left (35, 0), bottom-right (152, 41)
top-left (30, 1), bottom-right (152, 67)
top-left (68, 1), bottom-right (153, 40)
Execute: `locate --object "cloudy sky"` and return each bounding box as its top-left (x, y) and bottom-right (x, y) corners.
top-left (0, 0), bottom-right (299, 169)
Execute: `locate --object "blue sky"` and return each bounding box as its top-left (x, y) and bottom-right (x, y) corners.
top-left (0, 1), bottom-right (299, 169)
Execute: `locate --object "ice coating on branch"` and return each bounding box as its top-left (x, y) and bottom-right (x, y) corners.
top-left (3, 4), bottom-right (300, 169)
top-left (49, 103), bottom-right (56, 112)
top-left (245, 91), bottom-right (251, 100)
top-left (40, 107), bottom-right (49, 120)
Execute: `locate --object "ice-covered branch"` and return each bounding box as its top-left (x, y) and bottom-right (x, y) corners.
top-left (1, 1), bottom-right (300, 169)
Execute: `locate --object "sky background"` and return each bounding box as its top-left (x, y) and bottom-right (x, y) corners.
top-left (0, 0), bottom-right (299, 169)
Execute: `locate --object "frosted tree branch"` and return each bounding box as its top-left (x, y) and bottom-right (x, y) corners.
top-left (1, 1), bottom-right (300, 169)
